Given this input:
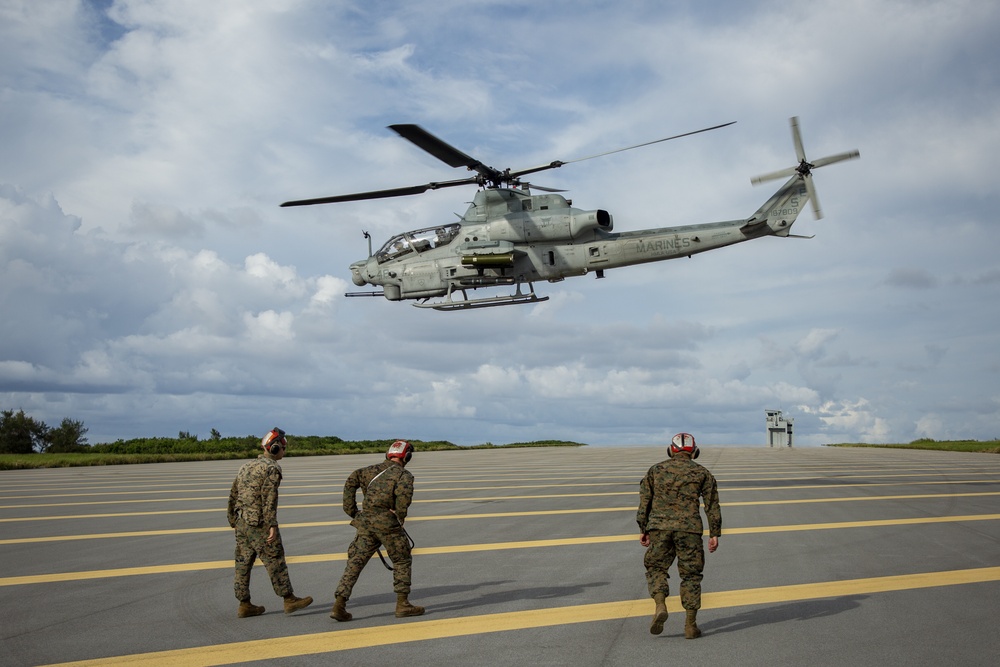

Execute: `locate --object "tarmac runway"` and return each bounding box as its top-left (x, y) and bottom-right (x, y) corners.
top-left (2, 445), bottom-right (999, 666)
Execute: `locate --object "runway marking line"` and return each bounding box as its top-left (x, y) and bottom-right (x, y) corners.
top-left (4, 504), bottom-right (1000, 547)
top-left (3, 490), bottom-right (999, 524)
top-left (4, 467), bottom-right (998, 500)
top-left (4, 513), bottom-right (999, 587)
top-left (2, 478), bottom-right (997, 510)
top-left (41, 565), bottom-right (1000, 666)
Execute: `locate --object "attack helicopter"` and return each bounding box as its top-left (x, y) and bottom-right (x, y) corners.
top-left (281, 117), bottom-right (859, 311)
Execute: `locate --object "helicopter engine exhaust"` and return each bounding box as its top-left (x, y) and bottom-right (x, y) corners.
top-left (572, 209), bottom-right (613, 237)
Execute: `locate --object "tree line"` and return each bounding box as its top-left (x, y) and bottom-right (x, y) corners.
top-left (0, 407), bottom-right (456, 457)
top-left (0, 408), bottom-right (584, 459)
top-left (0, 408), bottom-right (337, 456)
top-left (0, 409), bottom-right (89, 453)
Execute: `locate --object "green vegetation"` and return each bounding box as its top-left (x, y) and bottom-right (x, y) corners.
top-left (0, 431), bottom-right (586, 470)
top-left (0, 408), bottom-right (89, 454)
top-left (0, 405), bottom-right (586, 469)
top-left (825, 438), bottom-right (1000, 453)
top-left (467, 440), bottom-right (586, 449)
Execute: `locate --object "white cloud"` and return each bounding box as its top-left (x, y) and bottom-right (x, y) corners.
top-left (1, 0), bottom-right (998, 446)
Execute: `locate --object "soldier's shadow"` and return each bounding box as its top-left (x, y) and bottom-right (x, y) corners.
top-left (311, 580), bottom-right (610, 618)
top-left (427, 580), bottom-right (611, 614)
top-left (699, 595), bottom-right (868, 635)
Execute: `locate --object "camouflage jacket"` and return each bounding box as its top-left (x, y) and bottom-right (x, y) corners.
top-left (636, 456), bottom-right (722, 537)
top-left (227, 455), bottom-right (282, 529)
top-left (342, 459), bottom-right (414, 533)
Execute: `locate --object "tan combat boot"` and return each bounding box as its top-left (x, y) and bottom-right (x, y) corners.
top-left (283, 594), bottom-right (313, 614)
top-left (684, 609), bottom-right (702, 639)
top-left (330, 596), bottom-right (352, 622)
top-left (394, 593), bottom-right (425, 618)
top-left (650, 593), bottom-right (668, 635)
top-left (237, 600), bottom-right (265, 618)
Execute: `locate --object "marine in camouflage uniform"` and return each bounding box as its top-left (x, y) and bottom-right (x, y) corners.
top-left (331, 440), bottom-right (424, 621)
top-left (227, 428), bottom-right (312, 618)
top-left (636, 433), bottom-right (722, 638)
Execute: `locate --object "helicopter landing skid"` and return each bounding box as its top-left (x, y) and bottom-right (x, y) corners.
top-left (414, 282), bottom-right (549, 311)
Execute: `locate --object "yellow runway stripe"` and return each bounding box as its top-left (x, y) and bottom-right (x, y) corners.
top-left (6, 494), bottom-right (1000, 544)
top-left (7, 479), bottom-right (997, 511)
top-left (0, 509), bottom-right (638, 545)
top-left (5, 468), bottom-right (998, 501)
top-left (41, 566), bottom-right (1000, 667)
top-left (5, 514), bottom-right (999, 587)
top-left (0, 521), bottom-right (353, 544)
top-left (4, 490), bottom-right (999, 524)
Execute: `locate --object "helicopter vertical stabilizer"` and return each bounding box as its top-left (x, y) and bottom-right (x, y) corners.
top-left (745, 176), bottom-right (809, 237)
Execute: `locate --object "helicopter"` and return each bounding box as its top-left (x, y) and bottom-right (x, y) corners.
top-left (281, 117), bottom-right (859, 311)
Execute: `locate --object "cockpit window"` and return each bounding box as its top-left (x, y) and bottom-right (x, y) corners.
top-left (375, 223), bottom-right (461, 263)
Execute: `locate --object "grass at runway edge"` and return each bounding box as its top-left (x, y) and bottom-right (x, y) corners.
top-left (0, 440), bottom-right (585, 470)
top-left (826, 439), bottom-right (1000, 454)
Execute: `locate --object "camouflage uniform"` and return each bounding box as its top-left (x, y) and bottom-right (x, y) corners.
top-left (227, 455), bottom-right (293, 601)
top-left (636, 455), bottom-right (722, 610)
top-left (335, 459), bottom-right (415, 600)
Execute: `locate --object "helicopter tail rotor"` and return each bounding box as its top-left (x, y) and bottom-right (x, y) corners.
top-left (750, 117), bottom-right (859, 219)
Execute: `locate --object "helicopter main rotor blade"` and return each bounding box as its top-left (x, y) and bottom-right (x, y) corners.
top-left (280, 177), bottom-right (478, 207)
top-left (510, 121), bottom-right (737, 179)
top-left (282, 120), bottom-right (738, 208)
top-left (389, 124), bottom-right (480, 168)
top-left (389, 124), bottom-right (504, 185)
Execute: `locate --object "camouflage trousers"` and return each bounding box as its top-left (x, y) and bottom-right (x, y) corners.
top-left (644, 529), bottom-right (705, 610)
top-left (234, 519), bottom-right (293, 601)
top-left (335, 525), bottom-right (412, 600)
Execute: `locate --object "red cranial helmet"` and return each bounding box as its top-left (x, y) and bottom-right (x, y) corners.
top-left (386, 440), bottom-right (413, 464)
top-left (668, 432), bottom-right (699, 459)
top-left (261, 427), bottom-right (287, 455)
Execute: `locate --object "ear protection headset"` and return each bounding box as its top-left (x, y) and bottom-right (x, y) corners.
top-left (668, 432), bottom-right (699, 459)
top-left (261, 427), bottom-right (287, 455)
top-left (386, 440), bottom-right (413, 464)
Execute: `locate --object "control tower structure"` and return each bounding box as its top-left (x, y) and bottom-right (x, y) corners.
top-left (765, 409), bottom-right (794, 447)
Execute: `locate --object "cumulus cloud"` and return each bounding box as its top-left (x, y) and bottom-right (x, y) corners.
top-left (1, 1), bottom-right (999, 446)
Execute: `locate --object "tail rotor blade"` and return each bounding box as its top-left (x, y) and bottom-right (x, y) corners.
top-left (791, 116), bottom-right (806, 163)
top-left (811, 150), bottom-right (861, 169)
top-left (804, 175), bottom-right (822, 219)
top-left (751, 117), bottom-right (860, 219)
top-left (751, 167), bottom-right (797, 186)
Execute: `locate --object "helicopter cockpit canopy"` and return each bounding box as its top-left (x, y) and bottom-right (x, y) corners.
top-left (375, 223), bottom-right (461, 264)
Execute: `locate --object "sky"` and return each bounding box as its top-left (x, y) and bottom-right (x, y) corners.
top-left (1, 0), bottom-right (999, 448)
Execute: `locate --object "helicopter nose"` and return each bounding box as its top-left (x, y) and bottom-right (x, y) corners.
top-left (350, 262), bottom-right (368, 286)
